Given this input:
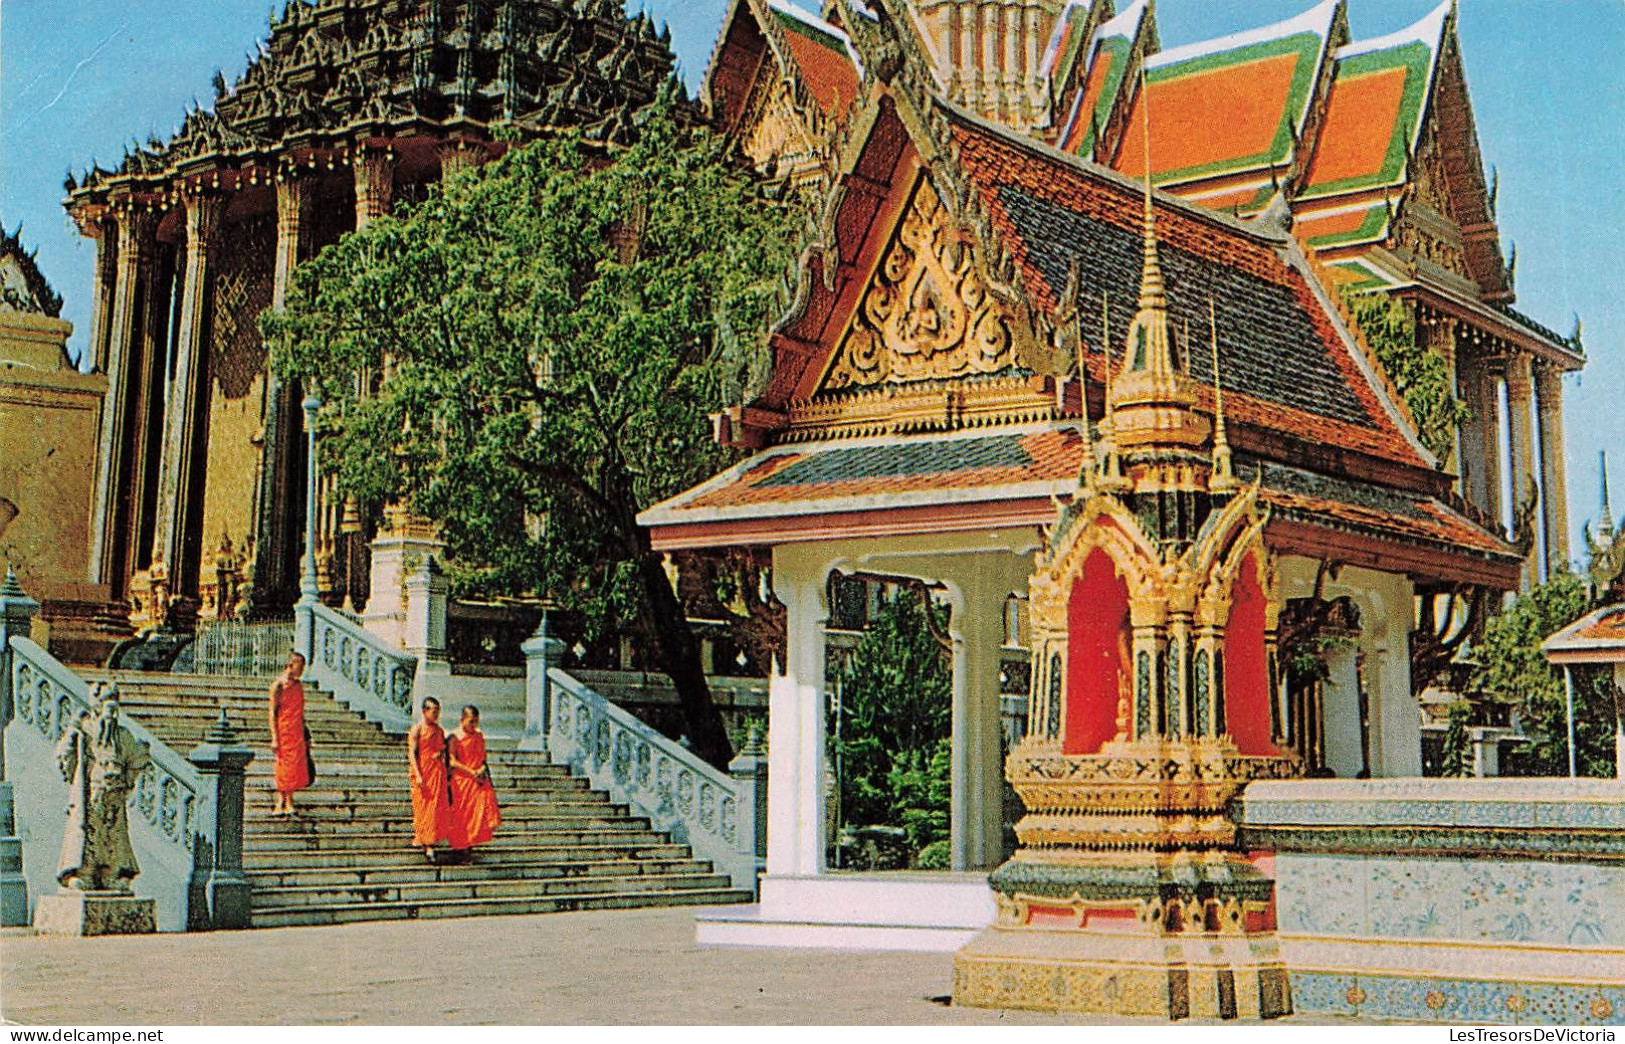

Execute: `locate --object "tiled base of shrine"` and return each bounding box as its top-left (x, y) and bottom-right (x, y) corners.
top-left (1240, 779), bottom-right (1625, 1025)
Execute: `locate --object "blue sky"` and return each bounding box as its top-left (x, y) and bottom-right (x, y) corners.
top-left (2, 0), bottom-right (1621, 558)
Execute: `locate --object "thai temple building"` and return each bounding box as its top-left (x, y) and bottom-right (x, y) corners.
top-left (637, 0), bottom-right (1621, 1023)
top-left (58, 0), bottom-right (675, 652)
top-left (7, 0), bottom-right (1617, 1025)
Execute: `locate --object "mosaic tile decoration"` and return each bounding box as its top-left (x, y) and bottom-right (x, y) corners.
top-left (1292, 972), bottom-right (1624, 1026)
top-left (1276, 853), bottom-right (1625, 949)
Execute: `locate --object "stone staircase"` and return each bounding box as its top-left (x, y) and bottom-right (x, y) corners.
top-left (92, 672), bottom-right (751, 928)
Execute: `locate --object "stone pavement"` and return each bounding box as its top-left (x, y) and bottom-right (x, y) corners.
top-left (2, 905), bottom-right (1386, 1026)
top-left (0, 906), bottom-right (1298, 1026)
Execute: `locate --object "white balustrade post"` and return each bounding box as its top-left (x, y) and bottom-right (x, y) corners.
top-left (519, 611), bottom-right (565, 753)
top-left (403, 554), bottom-right (449, 715)
top-left (0, 566), bottom-right (40, 925)
top-left (187, 710), bottom-right (256, 930)
top-left (727, 720), bottom-right (769, 892)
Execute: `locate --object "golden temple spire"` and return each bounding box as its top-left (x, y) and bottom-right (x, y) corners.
top-left (1105, 71), bottom-right (1206, 458)
top-left (1209, 297), bottom-right (1238, 492)
top-left (1117, 68), bottom-right (1183, 387)
top-left (1098, 290), bottom-right (1128, 489)
top-left (1075, 307), bottom-right (1096, 492)
top-left (1138, 70), bottom-right (1167, 316)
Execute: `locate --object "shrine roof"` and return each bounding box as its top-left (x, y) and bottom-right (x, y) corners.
top-left (765, 0), bottom-right (863, 117)
top-left (1041, 0), bottom-right (1098, 90)
top-left (1055, 0), bottom-right (1147, 156)
top-left (1, 223), bottom-right (63, 318)
top-left (1543, 605), bottom-right (1625, 664)
top-left (1104, 0), bottom-right (1340, 187)
top-left (1300, 1), bottom-right (1450, 202)
top-left (640, 423), bottom-right (1515, 577)
top-left (944, 106), bottom-right (1432, 472)
top-left (65, 0), bottom-right (676, 201)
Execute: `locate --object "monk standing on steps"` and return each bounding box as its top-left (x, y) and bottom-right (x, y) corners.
top-left (268, 652), bottom-right (312, 818)
top-left (408, 696), bottom-right (451, 862)
top-left (447, 705), bottom-right (501, 861)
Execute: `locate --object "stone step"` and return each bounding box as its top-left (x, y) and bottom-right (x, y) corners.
top-left (243, 856), bottom-right (714, 890)
top-left (237, 780), bottom-right (594, 803)
top-left (242, 841), bottom-right (693, 870)
top-left (242, 809), bottom-right (641, 833)
top-left (249, 886), bottom-right (751, 928)
top-left (249, 871), bottom-right (733, 909)
top-left (243, 825), bottom-right (669, 853)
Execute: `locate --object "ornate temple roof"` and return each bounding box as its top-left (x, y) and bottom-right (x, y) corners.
top-left (65, 0), bottom-right (676, 205)
top-left (0, 224), bottom-right (63, 318)
top-left (762, 0), bottom-right (862, 118)
top-left (642, 419), bottom-right (1514, 582)
top-left (642, 87), bottom-right (1516, 583)
top-left (1111, 0), bottom-right (1343, 194)
top-left (946, 105), bottom-right (1431, 472)
top-left (1543, 604), bottom-right (1625, 665)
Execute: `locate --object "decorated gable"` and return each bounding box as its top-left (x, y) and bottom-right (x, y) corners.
top-left (818, 175), bottom-right (1025, 391)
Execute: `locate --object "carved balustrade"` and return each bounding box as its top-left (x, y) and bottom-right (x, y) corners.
top-left (300, 600), bottom-right (415, 732)
top-left (544, 668), bottom-right (765, 893)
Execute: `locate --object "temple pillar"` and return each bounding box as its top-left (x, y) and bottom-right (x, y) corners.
top-left (86, 216), bottom-right (119, 376)
top-left (1534, 361), bottom-right (1571, 576)
top-left (87, 206), bottom-right (154, 602)
top-left (765, 544), bottom-right (829, 877)
top-left (1425, 315), bottom-right (1461, 482)
top-left (1475, 357), bottom-right (1505, 530)
top-left (948, 565), bottom-right (1011, 872)
top-left (251, 175), bottom-right (313, 616)
top-left (1504, 353), bottom-right (1538, 588)
top-left (150, 192), bottom-right (224, 632)
top-left (437, 138), bottom-right (487, 179)
top-left (980, 4), bottom-right (999, 117)
top-left (352, 145), bottom-right (394, 231)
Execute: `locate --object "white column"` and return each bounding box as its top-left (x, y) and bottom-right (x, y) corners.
top-left (766, 544), bottom-right (829, 877)
top-left (948, 566), bottom-right (1008, 871)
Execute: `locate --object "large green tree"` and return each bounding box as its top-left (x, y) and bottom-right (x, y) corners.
top-left (1469, 570), bottom-right (1616, 777)
top-left (830, 588), bottom-right (953, 845)
top-left (263, 100), bottom-right (799, 766)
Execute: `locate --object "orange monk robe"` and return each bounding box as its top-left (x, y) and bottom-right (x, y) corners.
top-left (447, 730), bottom-right (501, 849)
top-left (411, 726), bottom-right (452, 846)
top-left (272, 680), bottom-right (312, 794)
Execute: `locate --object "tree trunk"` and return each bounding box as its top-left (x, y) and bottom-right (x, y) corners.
top-left (637, 551), bottom-right (734, 768)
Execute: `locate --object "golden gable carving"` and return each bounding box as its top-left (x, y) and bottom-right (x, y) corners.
top-left (823, 176), bottom-right (1017, 390)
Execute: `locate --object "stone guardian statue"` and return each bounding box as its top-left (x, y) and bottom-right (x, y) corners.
top-left (53, 685), bottom-right (151, 892)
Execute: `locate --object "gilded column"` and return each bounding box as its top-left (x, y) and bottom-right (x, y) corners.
top-left (1477, 357), bottom-right (1505, 528)
top-left (352, 145), bottom-right (394, 231)
top-left (1425, 314), bottom-right (1461, 484)
top-left (151, 192), bottom-right (224, 630)
top-left (1504, 352), bottom-right (1538, 588)
top-left (87, 205), bottom-right (155, 599)
top-left (981, 4), bottom-right (999, 120)
top-left (437, 138), bottom-right (486, 179)
top-left (1534, 360), bottom-right (1572, 576)
top-left (86, 216), bottom-right (119, 375)
top-left (251, 174), bottom-right (313, 614)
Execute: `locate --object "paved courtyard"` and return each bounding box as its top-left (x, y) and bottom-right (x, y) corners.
top-left (0, 906), bottom-right (1349, 1026)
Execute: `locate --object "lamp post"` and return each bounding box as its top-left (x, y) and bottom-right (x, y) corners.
top-left (294, 393), bottom-right (322, 662)
top-left (299, 393), bottom-right (322, 602)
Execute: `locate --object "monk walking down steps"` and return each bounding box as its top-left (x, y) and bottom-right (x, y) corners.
top-left (268, 652), bottom-right (313, 818)
top-left (447, 705), bottom-right (502, 860)
top-left (408, 697), bottom-right (452, 862)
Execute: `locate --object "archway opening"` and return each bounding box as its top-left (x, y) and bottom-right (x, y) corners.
top-left (1225, 554), bottom-right (1277, 755)
top-left (1065, 548), bottom-right (1130, 755)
